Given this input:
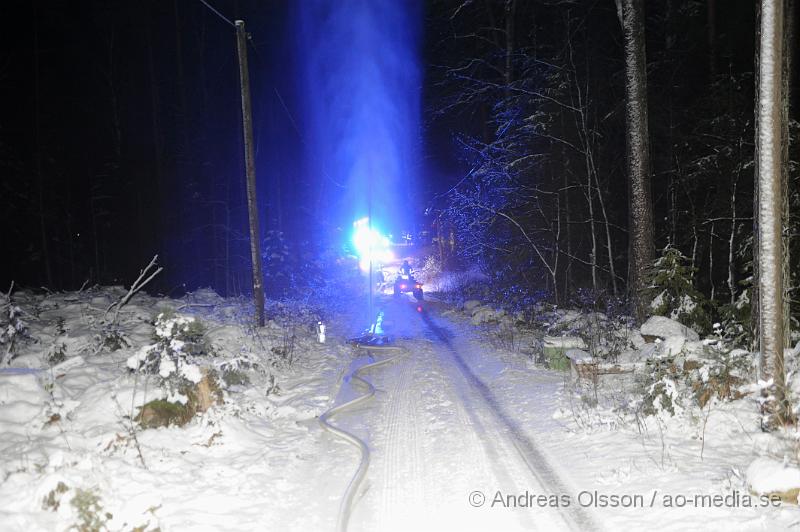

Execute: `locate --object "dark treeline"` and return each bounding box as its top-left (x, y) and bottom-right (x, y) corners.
top-left (2, 0), bottom-right (798, 317)
top-left (0, 0), bottom-right (306, 295)
top-left (427, 0), bottom-right (798, 318)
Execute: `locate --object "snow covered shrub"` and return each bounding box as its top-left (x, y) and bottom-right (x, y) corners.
top-left (271, 328), bottom-right (296, 365)
top-left (685, 346), bottom-right (750, 408)
top-left (265, 300), bottom-right (322, 329)
top-left (47, 342), bottom-right (67, 365)
top-left (645, 245), bottom-right (712, 335)
top-left (641, 357), bottom-right (686, 417)
top-left (417, 255), bottom-right (442, 284)
top-left (640, 333), bottom-right (752, 417)
top-left (717, 234), bottom-right (756, 348)
top-left (127, 311), bottom-right (212, 393)
top-left (96, 326), bottom-right (131, 352)
top-left (718, 301), bottom-right (752, 349)
top-left (264, 300), bottom-right (322, 365)
top-left (41, 481), bottom-right (69, 511)
top-left (127, 311), bottom-right (222, 428)
top-left (570, 289), bottom-right (635, 362)
top-left (153, 310), bottom-right (210, 356)
top-left (0, 298), bottom-right (27, 364)
top-left (70, 487), bottom-right (111, 532)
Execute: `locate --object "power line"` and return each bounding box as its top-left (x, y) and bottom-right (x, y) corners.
top-left (197, 0), bottom-right (235, 28)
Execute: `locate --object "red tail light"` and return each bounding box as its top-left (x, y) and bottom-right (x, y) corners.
top-left (400, 284), bottom-right (406, 289)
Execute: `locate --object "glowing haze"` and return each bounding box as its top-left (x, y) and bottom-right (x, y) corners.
top-left (296, 0), bottom-right (422, 243)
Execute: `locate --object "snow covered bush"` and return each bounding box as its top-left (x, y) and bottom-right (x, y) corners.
top-left (570, 289), bottom-right (635, 362)
top-left (46, 342), bottom-right (67, 365)
top-left (0, 297), bottom-right (27, 364)
top-left (641, 356), bottom-right (687, 417)
top-left (126, 311), bottom-right (224, 428)
top-left (417, 255), bottom-right (442, 284)
top-left (717, 234), bottom-right (756, 347)
top-left (718, 295), bottom-right (753, 349)
top-left (127, 311), bottom-right (212, 392)
top-left (645, 245), bottom-right (712, 335)
top-left (70, 487), bottom-right (111, 532)
top-left (640, 335), bottom-right (752, 418)
top-left (96, 326), bottom-right (131, 352)
top-left (685, 347), bottom-right (750, 408)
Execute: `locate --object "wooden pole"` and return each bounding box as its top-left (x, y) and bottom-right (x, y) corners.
top-left (235, 20), bottom-right (265, 327)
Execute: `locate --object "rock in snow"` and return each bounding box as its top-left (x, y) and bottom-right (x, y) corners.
top-left (543, 336), bottom-right (587, 349)
top-left (640, 315), bottom-right (699, 341)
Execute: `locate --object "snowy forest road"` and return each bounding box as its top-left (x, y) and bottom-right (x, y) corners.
top-left (333, 295), bottom-right (599, 532)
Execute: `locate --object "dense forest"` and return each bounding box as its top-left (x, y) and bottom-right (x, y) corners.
top-left (1, 1), bottom-right (303, 295)
top-left (428, 1), bottom-right (797, 319)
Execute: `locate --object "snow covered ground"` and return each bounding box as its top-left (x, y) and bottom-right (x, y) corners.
top-left (0, 287), bottom-right (354, 531)
top-left (1, 282), bottom-right (799, 531)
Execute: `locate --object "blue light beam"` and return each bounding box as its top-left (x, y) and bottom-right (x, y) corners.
top-left (296, 0), bottom-right (422, 242)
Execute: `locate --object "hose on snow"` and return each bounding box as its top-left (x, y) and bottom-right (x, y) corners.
top-left (318, 340), bottom-right (405, 532)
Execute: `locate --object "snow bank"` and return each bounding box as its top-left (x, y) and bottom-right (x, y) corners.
top-left (640, 315), bottom-right (699, 341)
top-left (0, 287), bottom-right (350, 531)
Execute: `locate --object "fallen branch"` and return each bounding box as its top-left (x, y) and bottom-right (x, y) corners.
top-left (77, 279), bottom-right (90, 293)
top-left (105, 255), bottom-right (163, 325)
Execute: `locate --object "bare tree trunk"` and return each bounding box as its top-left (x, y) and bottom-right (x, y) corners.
top-left (780, 0), bottom-right (794, 351)
top-left (504, 0), bottom-right (516, 95)
top-left (618, 0), bottom-right (655, 321)
top-left (728, 174), bottom-right (739, 305)
top-left (586, 160), bottom-right (598, 292)
top-left (566, 30), bottom-right (598, 291)
top-left (755, 0), bottom-right (790, 428)
top-left (562, 134), bottom-right (573, 298)
top-left (552, 191), bottom-right (561, 305)
top-left (589, 152), bottom-right (619, 295)
top-left (709, 222), bottom-right (716, 301)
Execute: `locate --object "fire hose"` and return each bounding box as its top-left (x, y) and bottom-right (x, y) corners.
top-left (318, 339), bottom-right (406, 532)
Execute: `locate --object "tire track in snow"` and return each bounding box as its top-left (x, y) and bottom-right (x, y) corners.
top-left (419, 308), bottom-right (600, 532)
top-left (376, 344), bottom-right (414, 530)
top-left (354, 302), bottom-right (533, 532)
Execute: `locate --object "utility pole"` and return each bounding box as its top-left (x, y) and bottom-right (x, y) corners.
top-left (235, 20), bottom-right (265, 327)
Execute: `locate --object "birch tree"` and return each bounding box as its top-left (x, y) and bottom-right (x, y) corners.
top-left (617, 0), bottom-right (655, 321)
top-left (754, 0), bottom-right (791, 428)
